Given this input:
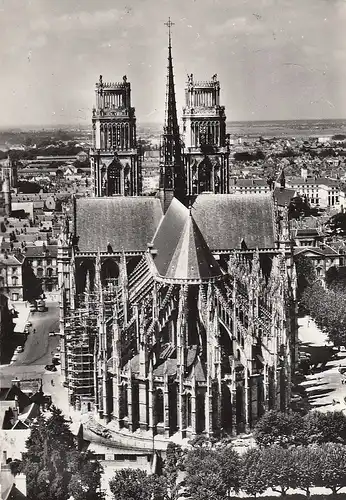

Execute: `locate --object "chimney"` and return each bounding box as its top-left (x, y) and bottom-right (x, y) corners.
top-left (2, 450), bottom-right (7, 464)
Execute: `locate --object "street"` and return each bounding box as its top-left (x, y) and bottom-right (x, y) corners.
top-left (0, 302), bottom-right (69, 414)
top-left (299, 315), bottom-right (346, 412)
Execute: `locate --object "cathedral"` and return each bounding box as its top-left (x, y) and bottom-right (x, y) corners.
top-left (58, 20), bottom-right (297, 439)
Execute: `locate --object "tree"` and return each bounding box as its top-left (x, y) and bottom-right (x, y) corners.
top-left (319, 443), bottom-right (346, 495)
top-left (241, 448), bottom-right (267, 498)
top-left (301, 282), bottom-right (346, 347)
top-left (184, 445), bottom-right (240, 500)
top-left (294, 255), bottom-right (316, 298)
top-left (22, 407), bottom-right (103, 500)
top-left (163, 442), bottom-right (185, 499)
top-left (258, 446), bottom-right (296, 497)
top-left (109, 469), bottom-right (166, 500)
top-left (253, 410), bottom-right (303, 447)
top-left (292, 445), bottom-right (322, 497)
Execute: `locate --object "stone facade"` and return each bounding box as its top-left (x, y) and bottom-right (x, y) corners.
top-left (90, 75), bottom-right (142, 197)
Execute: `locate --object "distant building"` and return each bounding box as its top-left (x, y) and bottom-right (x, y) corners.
top-left (0, 253), bottom-right (24, 301)
top-left (294, 244), bottom-right (343, 281)
top-left (23, 244), bottom-right (58, 298)
top-left (286, 172), bottom-right (341, 209)
top-left (230, 178), bottom-right (271, 195)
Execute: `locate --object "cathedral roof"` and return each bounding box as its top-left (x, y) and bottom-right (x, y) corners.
top-left (152, 197), bottom-right (188, 276)
top-left (152, 198), bottom-right (222, 282)
top-left (164, 209), bottom-right (222, 283)
top-left (192, 193), bottom-right (277, 250)
top-left (74, 197), bottom-right (163, 253)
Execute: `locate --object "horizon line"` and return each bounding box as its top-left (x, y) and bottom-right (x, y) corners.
top-left (1, 117), bottom-right (346, 132)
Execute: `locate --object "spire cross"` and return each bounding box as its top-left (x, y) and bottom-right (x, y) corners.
top-left (164, 17), bottom-right (175, 46)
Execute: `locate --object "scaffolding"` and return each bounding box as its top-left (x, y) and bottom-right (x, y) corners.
top-left (64, 277), bottom-right (119, 409)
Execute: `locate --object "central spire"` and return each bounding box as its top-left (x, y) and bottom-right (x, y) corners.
top-left (159, 18), bottom-right (185, 208)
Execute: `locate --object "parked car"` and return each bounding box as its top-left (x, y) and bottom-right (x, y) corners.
top-left (25, 321), bottom-right (32, 327)
top-left (15, 346), bottom-right (23, 353)
top-left (49, 331), bottom-right (56, 337)
top-left (37, 299), bottom-right (46, 312)
top-left (45, 364), bottom-right (57, 372)
top-left (29, 304), bottom-right (36, 313)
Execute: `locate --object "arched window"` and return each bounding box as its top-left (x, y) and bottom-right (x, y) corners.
top-left (155, 389), bottom-right (164, 424)
top-left (37, 267), bottom-right (43, 278)
top-left (107, 163), bottom-right (121, 195)
top-left (120, 384), bottom-right (128, 419)
top-left (101, 259), bottom-right (119, 284)
top-left (12, 276), bottom-right (18, 286)
top-left (47, 268), bottom-right (53, 277)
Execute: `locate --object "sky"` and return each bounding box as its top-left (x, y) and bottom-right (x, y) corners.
top-left (0, 0), bottom-right (345, 127)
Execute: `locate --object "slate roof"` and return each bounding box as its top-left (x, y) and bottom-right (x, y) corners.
top-left (152, 198), bottom-right (188, 276)
top-left (24, 245), bottom-right (58, 258)
top-left (273, 186), bottom-right (296, 207)
top-left (287, 177), bottom-right (339, 187)
top-left (192, 193), bottom-right (277, 250)
top-left (234, 178), bottom-right (268, 187)
top-left (0, 386), bottom-right (31, 412)
top-left (164, 211), bottom-right (223, 283)
top-left (294, 246), bottom-right (339, 257)
top-left (75, 197), bottom-right (163, 253)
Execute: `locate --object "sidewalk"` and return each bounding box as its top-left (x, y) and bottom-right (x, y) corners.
top-left (11, 301), bottom-right (30, 334)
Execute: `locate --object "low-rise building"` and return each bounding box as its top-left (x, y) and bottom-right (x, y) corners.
top-left (230, 177), bottom-right (271, 195)
top-left (0, 252), bottom-right (25, 301)
top-left (23, 244), bottom-right (58, 298)
top-left (286, 175), bottom-right (341, 209)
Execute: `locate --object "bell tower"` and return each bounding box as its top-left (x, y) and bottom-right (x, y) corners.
top-left (90, 75), bottom-right (142, 197)
top-left (182, 74), bottom-right (230, 196)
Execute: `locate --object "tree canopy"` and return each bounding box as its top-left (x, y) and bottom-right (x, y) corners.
top-left (22, 406), bottom-right (103, 500)
top-left (109, 469), bottom-right (166, 500)
top-left (183, 445), bottom-right (240, 500)
top-left (301, 281), bottom-right (346, 346)
top-left (254, 410), bottom-right (346, 448)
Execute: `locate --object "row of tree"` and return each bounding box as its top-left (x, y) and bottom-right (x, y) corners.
top-left (301, 281), bottom-right (346, 347)
top-left (253, 409), bottom-right (346, 448)
top-left (18, 407), bottom-right (346, 500)
top-left (109, 440), bottom-right (346, 500)
top-left (295, 254), bottom-right (346, 347)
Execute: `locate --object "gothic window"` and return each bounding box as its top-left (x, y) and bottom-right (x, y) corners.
top-left (101, 259), bottom-right (119, 285)
top-left (186, 393), bottom-right (192, 428)
top-left (198, 161), bottom-right (211, 193)
top-left (120, 384), bottom-right (128, 419)
top-left (107, 163), bottom-right (121, 195)
top-left (155, 389), bottom-right (164, 424)
top-left (196, 393), bottom-right (205, 433)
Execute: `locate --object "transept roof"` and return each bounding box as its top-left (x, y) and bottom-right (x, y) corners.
top-left (164, 209), bottom-right (222, 283)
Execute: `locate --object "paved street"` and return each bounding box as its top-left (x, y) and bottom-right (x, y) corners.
top-left (299, 315), bottom-right (346, 412)
top-left (0, 302), bottom-right (69, 414)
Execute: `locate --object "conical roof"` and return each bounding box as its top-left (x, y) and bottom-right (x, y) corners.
top-left (163, 209), bottom-right (223, 283)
